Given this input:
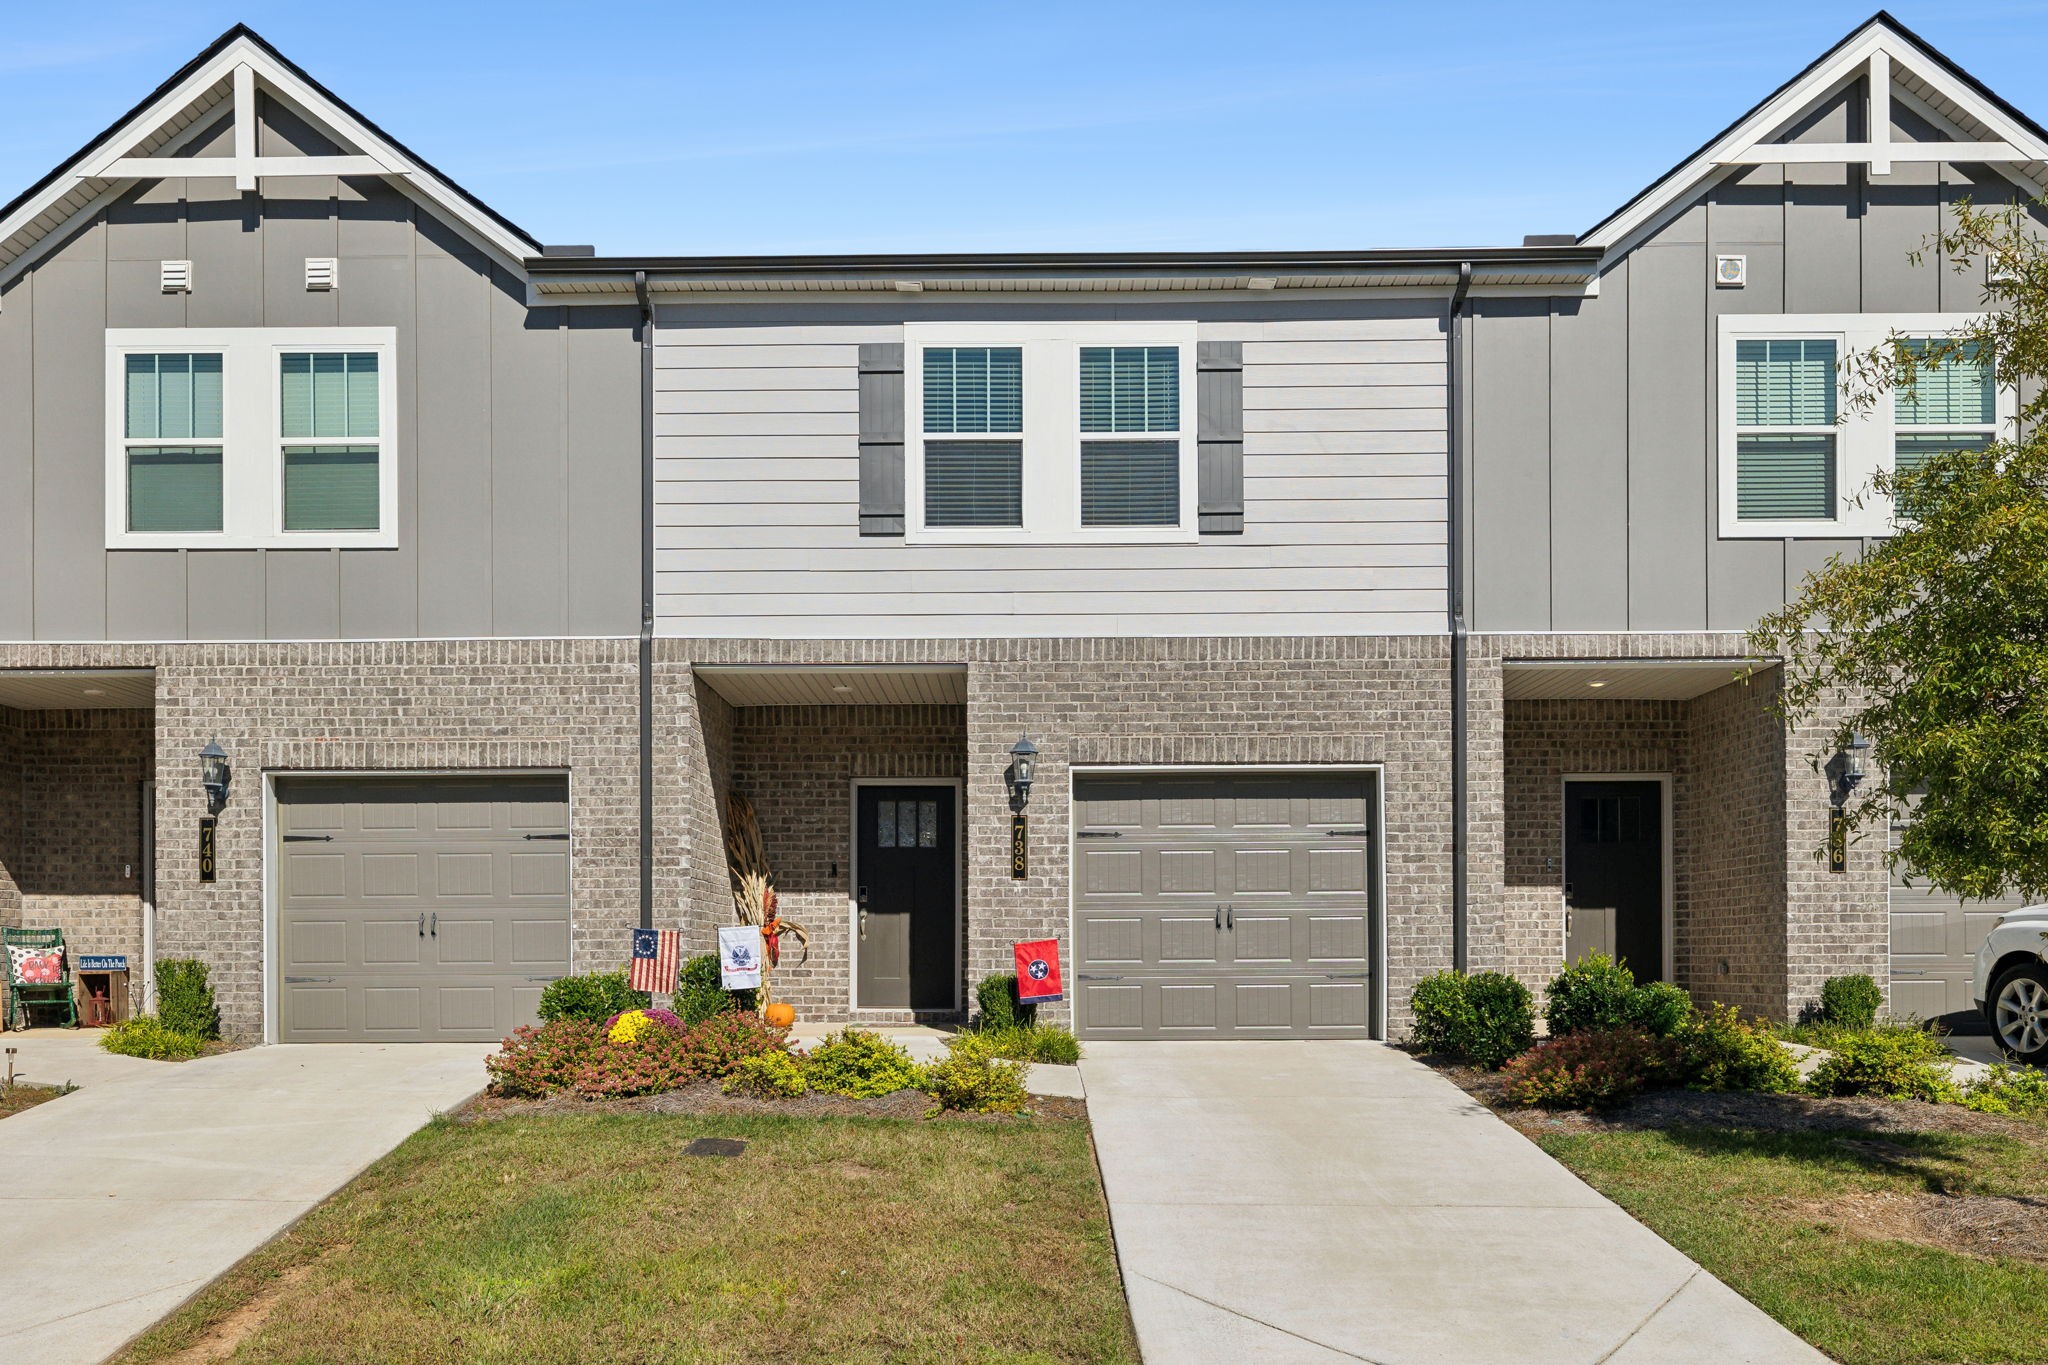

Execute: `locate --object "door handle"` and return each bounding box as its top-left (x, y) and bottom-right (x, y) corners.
top-left (1214, 906), bottom-right (1223, 931)
top-left (1226, 905), bottom-right (1235, 931)
top-left (417, 913), bottom-right (426, 938)
top-left (859, 908), bottom-right (868, 941)
top-left (429, 913), bottom-right (438, 937)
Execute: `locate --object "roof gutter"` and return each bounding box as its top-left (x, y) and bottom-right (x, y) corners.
top-left (1447, 260), bottom-right (1473, 973)
top-left (635, 269), bottom-right (655, 933)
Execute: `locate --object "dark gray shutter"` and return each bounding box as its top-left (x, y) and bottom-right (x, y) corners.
top-left (858, 342), bottom-right (906, 536)
top-left (1197, 340), bottom-right (1244, 534)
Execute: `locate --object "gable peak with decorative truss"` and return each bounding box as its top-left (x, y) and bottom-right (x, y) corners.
top-left (0, 25), bottom-right (538, 288)
top-left (1584, 11), bottom-right (2048, 253)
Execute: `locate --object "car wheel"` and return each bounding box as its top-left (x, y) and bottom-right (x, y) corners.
top-left (1989, 962), bottom-right (2048, 1066)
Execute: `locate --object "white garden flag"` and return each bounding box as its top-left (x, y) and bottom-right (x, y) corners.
top-left (718, 924), bottom-right (764, 990)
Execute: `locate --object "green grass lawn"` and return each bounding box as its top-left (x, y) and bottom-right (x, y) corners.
top-left (116, 1111), bottom-right (1137, 1365)
top-left (1533, 1120), bottom-right (2048, 1365)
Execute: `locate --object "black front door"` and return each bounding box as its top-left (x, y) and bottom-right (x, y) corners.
top-left (1563, 780), bottom-right (1664, 984)
top-left (855, 786), bottom-right (957, 1010)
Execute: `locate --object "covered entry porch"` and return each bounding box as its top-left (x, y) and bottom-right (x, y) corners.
top-left (0, 669), bottom-right (156, 1027)
top-left (690, 664), bottom-right (968, 1025)
top-left (1495, 658), bottom-right (1794, 1014)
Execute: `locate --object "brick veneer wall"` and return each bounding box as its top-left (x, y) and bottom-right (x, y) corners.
top-left (724, 704), bottom-right (965, 1023)
top-left (1785, 690), bottom-right (1890, 1018)
top-left (1688, 675), bottom-right (1789, 1015)
top-left (662, 637), bottom-right (1456, 1035)
top-left (0, 641), bottom-right (641, 1040)
top-left (0, 708), bottom-right (20, 927)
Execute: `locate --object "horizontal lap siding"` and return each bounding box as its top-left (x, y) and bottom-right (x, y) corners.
top-left (651, 311), bottom-right (1449, 639)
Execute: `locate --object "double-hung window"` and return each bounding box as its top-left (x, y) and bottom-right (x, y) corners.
top-left (905, 322), bottom-right (1197, 543)
top-left (106, 328), bottom-right (397, 548)
top-left (1718, 314), bottom-right (2006, 537)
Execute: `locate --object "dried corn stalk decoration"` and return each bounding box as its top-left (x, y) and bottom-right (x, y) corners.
top-left (724, 793), bottom-right (809, 1001)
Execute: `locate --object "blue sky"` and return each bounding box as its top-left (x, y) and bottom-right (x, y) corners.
top-left (3, 1), bottom-right (2047, 255)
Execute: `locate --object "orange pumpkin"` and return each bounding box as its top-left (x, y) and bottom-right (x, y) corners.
top-left (764, 1001), bottom-right (795, 1029)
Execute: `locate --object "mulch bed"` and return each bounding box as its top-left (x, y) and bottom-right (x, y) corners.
top-left (456, 1082), bottom-right (1086, 1124)
top-left (1426, 1054), bottom-right (2040, 1142)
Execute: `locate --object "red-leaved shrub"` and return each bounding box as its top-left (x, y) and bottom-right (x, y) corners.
top-left (485, 1011), bottom-right (790, 1099)
top-left (1500, 1027), bottom-right (1671, 1109)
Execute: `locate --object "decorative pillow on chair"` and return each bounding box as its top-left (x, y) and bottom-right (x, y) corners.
top-left (7, 945), bottom-right (63, 985)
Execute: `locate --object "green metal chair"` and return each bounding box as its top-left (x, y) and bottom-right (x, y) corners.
top-left (3, 927), bottom-right (79, 1030)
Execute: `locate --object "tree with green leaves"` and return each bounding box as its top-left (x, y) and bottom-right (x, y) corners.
top-left (1750, 199), bottom-right (2048, 902)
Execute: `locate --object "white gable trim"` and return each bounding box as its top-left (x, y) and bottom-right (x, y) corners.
top-left (1587, 21), bottom-right (2048, 257)
top-left (0, 33), bottom-right (534, 299)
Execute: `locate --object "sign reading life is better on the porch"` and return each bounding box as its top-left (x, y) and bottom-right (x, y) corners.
top-left (1014, 939), bottom-right (1062, 1005)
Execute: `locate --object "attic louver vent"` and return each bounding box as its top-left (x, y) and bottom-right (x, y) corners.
top-left (304, 257), bottom-right (338, 291)
top-left (159, 260), bottom-right (192, 293)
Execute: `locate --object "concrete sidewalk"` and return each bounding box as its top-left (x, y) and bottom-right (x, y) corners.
top-left (0, 1041), bottom-right (491, 1365)
top-left (1082, 1042), bottom-right (1824, 1365)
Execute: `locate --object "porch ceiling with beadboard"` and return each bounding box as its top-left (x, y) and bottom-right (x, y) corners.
top-left (0, 670), bottom-right (156, 710)
top-left (1502, 660), bottom-right (1778, 702)
top-left (691, 665), bottom-right (966, 708)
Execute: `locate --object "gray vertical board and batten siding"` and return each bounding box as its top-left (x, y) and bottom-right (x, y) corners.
top-left (651, 300), bottom-right (1450, 638)
top-left (0, 99), bottom-right (639, 643)
top-left (1466, 79), bottom-right (2029, 634)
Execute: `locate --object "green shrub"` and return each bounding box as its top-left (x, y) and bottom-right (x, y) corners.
top-left (537, 970), bottom-right (649, 1025)
top-left (1962, 1064), bottom-right (2048, 1116)
top-left (957, 1024), bottom-right (1080, 1066)
top-left (675, 953), bottom-right (756, 1025)
top-left (1409, 970), bottom-right (1537, 1069)
top-left (800, 1028), bottom-right (925, 1098)
top-left (723, 1050), bottom-right (807, 1098)
top-left (1543, 954), bottom-right (1644, 1036)
top-left (1629, 981), bottom-right (1695, 1039)
top-left (922, 1034), bottom-right (1029, 1115)
top-left (1818, 974), bottom-right (1885, 1031)
top-left (975, 973), bottom-right (1037, 1031)
top-left (1501, 1027), bottom-right (1669, 1109)
top-left (1543, 955), bottom-right (1694, 1040)
top-left (99, 1015), bottom-right (210, 1061)
top-left (155, 959), bottom-right (220, 1040)
top-left (1805, 1026), bottom-right (1961, 1103)
top-left (1670, 1003), bottom-right (1800, 1093)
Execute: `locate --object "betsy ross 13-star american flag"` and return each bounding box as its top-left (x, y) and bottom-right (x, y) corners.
top-left (628, 927), bottom-right (682, 994)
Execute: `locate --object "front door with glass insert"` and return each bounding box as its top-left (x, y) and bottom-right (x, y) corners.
top-left (854, 785), bottom-right (957, 1010)
top-left (1563, 780), bottom-right (1665, 984)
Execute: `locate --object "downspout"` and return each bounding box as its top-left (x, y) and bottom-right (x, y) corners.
top-left (1447, 261), bottom-right (1473, 972)
top-left (635, 271), bottom-right (656, 932)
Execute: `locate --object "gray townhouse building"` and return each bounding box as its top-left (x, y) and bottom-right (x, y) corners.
top-left (0, 14), bottom-right (2031, 1043)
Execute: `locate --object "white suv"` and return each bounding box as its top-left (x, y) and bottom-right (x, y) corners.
top-left (1975, 905), bottom-right (2048, 1065)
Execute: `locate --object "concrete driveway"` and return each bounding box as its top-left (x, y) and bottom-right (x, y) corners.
top-left (1081, 1042), bottom-right (1825, 1365)
top-left (0, 1036), bottom-right (491, 1365)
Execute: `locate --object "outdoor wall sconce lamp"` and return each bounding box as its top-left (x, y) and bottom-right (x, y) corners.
top-left (1826, 731), bottom-right (1871, 809)
top-left (199, 739), bottom-right (231, 815)
top-left (1006, 735), bottom-right (1039, 811)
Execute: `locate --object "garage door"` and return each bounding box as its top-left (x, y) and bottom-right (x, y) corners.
top-left (1888, 820), bottom-right (2018, 1029)
top-left (277, 776), bottom-right (571, 1043)
top-left (1073, 771), bottom-right (1377, 1039)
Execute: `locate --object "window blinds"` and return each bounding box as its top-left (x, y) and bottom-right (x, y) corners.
top-left (1080, 346), bottom-right (1178, 432)
top-left (923, 347), bottom-right (1022, 434)
top-left (1735, 338), bottom-right (1836, 426)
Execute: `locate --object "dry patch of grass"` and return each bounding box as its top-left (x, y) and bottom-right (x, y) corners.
top-left (113, 1111), bottom-right (1136, 1365)
top-left (0, 1081), bottom-right (70, 1119)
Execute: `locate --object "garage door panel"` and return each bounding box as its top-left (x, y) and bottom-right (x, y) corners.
top-left (1889, 821), bottom-right (2023, 1027)
top-left (279, 776), bottom-right (570, 1043)
top-left (1076, 772), bottom-right (1377, 1040)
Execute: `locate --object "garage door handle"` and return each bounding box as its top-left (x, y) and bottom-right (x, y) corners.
top-left (523, 833), bottom-right (569, 841)
top-left (418, 913), bottom-right (426, 938)
top-left (1226, 905), bottom-right (1235, 930)
top-left (1214, 906), bottom-right (1223, 930)
top-left (430, 913), bottom-right (438, 937)
top-left (283, 976), bottom-right (334, 983)
top-left (283, 834), bottom-right (333, 842)
top-left (1326, 829), bottom-right (1369, 837)
top-left (1078, 830), bottom-right (1122, 839)
top-left (1077, 974), bottom-right (1122, 982)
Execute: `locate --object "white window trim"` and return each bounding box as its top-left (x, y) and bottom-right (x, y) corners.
top-left (904, 320), bottom-right (1198, 545)
top-left (105, 326), bottom-right (399, 549)
top-left (1717, 312), bottom-right (2010, 539)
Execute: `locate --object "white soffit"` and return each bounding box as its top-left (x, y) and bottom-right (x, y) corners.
top-left (694, 665), bottom-right (967, 708)
top-left (1502, 660), bottom-right (1776, 702)
top-left (0, 669), bottom-right (156, 710)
